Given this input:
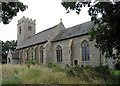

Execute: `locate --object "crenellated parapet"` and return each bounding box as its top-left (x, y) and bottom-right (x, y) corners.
top-left (18, 16), bottom-right (36, 25)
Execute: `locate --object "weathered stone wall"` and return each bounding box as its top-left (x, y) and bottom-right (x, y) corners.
top-left (12, 59), bottom-right (19, 64)
top-left (16, 34), bottom-right (114, 69)
top-left (17, 43), bottom-right (45, 64)
top-left (52, 35), bottom-right (101, 66)
top-left (52, 39), bottom-right (70, 66)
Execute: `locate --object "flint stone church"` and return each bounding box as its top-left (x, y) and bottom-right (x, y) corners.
top-left (7, 17), bottom-right (114, 69)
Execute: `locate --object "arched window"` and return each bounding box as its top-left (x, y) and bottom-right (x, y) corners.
top-left (19, 27), bottom-right (21, 34)
top-left (28, 26), bottom-right (32, 30)
top-left (8, 58), bottom-right (11, 63)
top-left (27, 49), bottom-right (29, 60)
top-left (25, 49), bottom-right (28, 60)
top-left (81, 40), bottom-right (90, 61)
top-left (24, 51), bottom-right (27, 60)
top-left (56, 45), bottom-right (62, 62)
top-left (31, 48), bottom-right (35, 62)
top-left (74, 60), bottom-right (78, 65)
top-left (40, 46), bottom-right (44, 63)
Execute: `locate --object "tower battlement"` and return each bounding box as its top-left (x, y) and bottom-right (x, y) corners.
top-left (18, 16), bottom-right (36, 25)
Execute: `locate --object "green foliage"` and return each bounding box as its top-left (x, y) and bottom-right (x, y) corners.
top-left (26, 68), bottom-right (40, 79)
top-left (66, 65), bottom-right (109, 78)
top-left (93, 65), bottom-right (109, 74)
top-left (1, 40), bottom-right (17, 64)
top-left (66, 65), bottom-right (84, 77)
top-left (61, 1), bottom-right (120, 60)
top-left (13, 68), bottom-right (19, 74)
top-left (25, 58), bottom-right (35, 65)
top-left (109, 71), bottom-right (120, 84)
top-left (1, 2), bottom-right (28, 24)
top-left (111, 70), bottom-right (120, 76)
top-left (115, 61), bottom-right (120, 70)
top-left (93, 65), bottom-right (110, 80)
top-left (61, 2), bottom-right (90, 14)
top-left (45, 63), bottom-right (64, 72)
top-left (2, 64), bottom-right (120, 84)
top-left (25, 58), bottom-right (36, 68)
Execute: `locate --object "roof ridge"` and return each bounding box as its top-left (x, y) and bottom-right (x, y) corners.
top-left (67, 20), bottom-right (92, 29)
top-left (52, 20), bottom-right (94, 42)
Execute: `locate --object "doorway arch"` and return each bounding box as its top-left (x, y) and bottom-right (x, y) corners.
top-left (74, 60), bottom-right (78, 65)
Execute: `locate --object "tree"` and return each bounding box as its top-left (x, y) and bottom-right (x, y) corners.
top-left (61, 1), bottom-right (120, 60)
top-left (0, 2), bottom-right (27, 24)
top-left (2, 40), bottom-right (17, 64)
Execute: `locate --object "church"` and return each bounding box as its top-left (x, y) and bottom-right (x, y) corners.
top-left (7, 16), bottom-right (114, 69)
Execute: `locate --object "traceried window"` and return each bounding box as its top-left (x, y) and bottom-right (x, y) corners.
top-left (56, 45), bottom-right (62, 62)
top-left (81, 40), bottom-right (90, 61)
top-left (40, 46), bottom-right (44, 63)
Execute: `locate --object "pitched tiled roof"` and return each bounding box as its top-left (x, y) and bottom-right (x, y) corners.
top-left (52, 21), bottom-right (95, 42)
top-left (16, 25), bottom-right (57, 50)
top-left (16, 21), bottom-right (95, 50)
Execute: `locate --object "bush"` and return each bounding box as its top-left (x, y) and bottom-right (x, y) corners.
top-left (45, 63), bottom-right (64, 72)
top-left (93, 65), bottom-right (110, 81)
top-left (93, 65), bottom-right (109, 74)
top-left (67, 65), bottom-right (83, 77)
top-left (66, 65), bottom-right (93, 77)
top-left (115, 61), bottom-right (120, 70)
top-left (108, 73), bottom-right (120, 84)
top-left (25, 58), bottom-right (36, 69)
top-left (67, 65), bottom-right (110, 78)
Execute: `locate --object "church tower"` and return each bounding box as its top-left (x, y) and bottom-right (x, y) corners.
top-left (17, 16), bottom-right (36, 46)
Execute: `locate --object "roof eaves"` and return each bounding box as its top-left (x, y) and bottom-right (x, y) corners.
top-left (52, 33), bottom-right (88, 43)
top-left (16, 40), bottom-right (47, 50)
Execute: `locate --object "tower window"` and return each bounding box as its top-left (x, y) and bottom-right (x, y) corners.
top-left (28, 26), bottom-right (32, 30)
top-left (19, 27), bottom-right (21, 34)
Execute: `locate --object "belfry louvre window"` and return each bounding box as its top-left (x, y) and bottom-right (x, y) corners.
top-left (56, 45), bottom-right (62, 62)
top-left (40, 46), bottom-right (44, 63)
top-left (81, 40), bottom-right (90, 61)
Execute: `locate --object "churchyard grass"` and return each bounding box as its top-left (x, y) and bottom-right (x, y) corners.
top-left (2, 64), bottom-right (120, 84)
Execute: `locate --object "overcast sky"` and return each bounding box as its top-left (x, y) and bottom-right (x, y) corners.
top-left (0, 0), bottom-right (91, 42)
